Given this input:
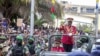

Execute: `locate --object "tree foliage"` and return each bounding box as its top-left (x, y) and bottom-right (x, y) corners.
top-left (0, 0), bottom-right (62, 26)
top-left (78, 24), bottom-right (93, 33)
top-left (0, 0), bottom-right (29, 18)
top-left (36, 0), bottom-right (62, 22)
top-left (34, 19), bottom-right (47, 27)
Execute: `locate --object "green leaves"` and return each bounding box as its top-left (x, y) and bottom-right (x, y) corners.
top-left (34, 19), bottom-right (47, 26)
top-left (78, 24), bottom-right (92, 33)
top-left (0, 0), bottom-right (4, 6)
top-left (11, 0), bottom-right (20, 5)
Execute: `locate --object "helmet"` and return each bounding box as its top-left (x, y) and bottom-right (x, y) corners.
top-left (16, 35), bottom-right (23, 46)
top-left (77, 40), bottom-right (83, 48)
top-left (0, 36), bottom-right (7, 40)
top-left (16, 35), bottom-right (23, 40)
top-left (0, 44), bottom-right (3, 49)
top-left (28, 37), bottom-right (34, 41)
top-left (28, 36), bottom-right (34, 41)
top-left (80, 37), bottom-right (89, 43)
top-left (28, 36), bottom-right (34, 45)
top-left (0, 36), bottom-right (7, 43)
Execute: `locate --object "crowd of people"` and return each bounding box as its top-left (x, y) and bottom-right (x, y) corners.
top-left (0, 17), bottom-right (99, 56)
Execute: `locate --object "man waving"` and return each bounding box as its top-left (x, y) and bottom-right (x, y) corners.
top-left (59, 18), bottom-right (77, 52)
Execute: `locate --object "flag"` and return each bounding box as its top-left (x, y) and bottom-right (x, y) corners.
top-left (96, 0), bottom-right (99, 9)
top-left (51, 13), bottom-right (56, 20)
top-left (51, 6), bottom-right (55, 13)
top-left (52, 0), bottom-right (55, 4)
top-left (96, 4), bottom-right (98, 9)
top-left (96, 0), bottom-right (99, 3)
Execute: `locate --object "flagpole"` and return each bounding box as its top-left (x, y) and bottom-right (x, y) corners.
top-left (30, 0), bottom-right (35, 36)
top-left (95, 0), bottom-right (99, 38)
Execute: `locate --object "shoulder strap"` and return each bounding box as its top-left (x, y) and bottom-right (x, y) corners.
top-left (9, 45), bottom-right (14, 51)
top-left (26, 44), bottom-right (30, 48)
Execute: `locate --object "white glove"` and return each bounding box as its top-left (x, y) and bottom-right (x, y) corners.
top-left (68, 33), bottom-right (72, 36)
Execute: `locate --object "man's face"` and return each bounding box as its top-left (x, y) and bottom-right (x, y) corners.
top-left (55, 42), bottom-right (60, 47)
top-left (68, 21), bottom-right (72, 26)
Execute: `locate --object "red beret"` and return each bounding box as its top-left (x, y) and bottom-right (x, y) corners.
top-left (55, 39), bottom-right (61, 43)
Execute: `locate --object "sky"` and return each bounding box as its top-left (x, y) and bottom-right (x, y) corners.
top-left (57, 0), bottom-right (100, 6)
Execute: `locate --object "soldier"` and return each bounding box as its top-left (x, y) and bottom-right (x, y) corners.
top-left (26, 37), bottom-right (35, 56)
top-left (7, 35), bottom-right (29, 56)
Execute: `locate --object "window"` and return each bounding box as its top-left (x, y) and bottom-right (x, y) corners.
top-left (86, 8), bottom-right (95, 13)
top-left (70, 7), bottom-right (77, 12)
top-left (61, 1), bottom-right (68, 4)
